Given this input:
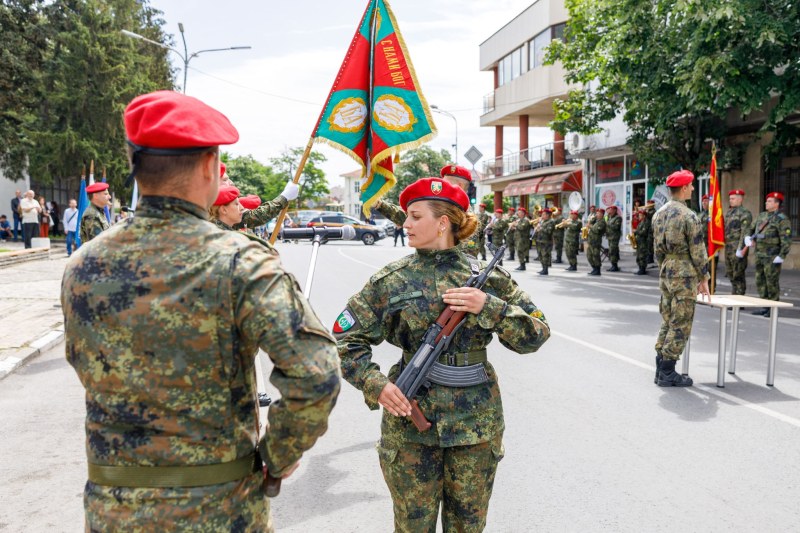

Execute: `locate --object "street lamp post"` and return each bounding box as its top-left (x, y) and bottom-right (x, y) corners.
top-left (122, 24), bottom-right (251, 93)
top-left (431, 105), bottom-right (458, 165)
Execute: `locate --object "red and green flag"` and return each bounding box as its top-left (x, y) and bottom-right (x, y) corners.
top-left (313, 0), bottom-right (437, 215)
top-left (708, 148), bottom-right (725, 257)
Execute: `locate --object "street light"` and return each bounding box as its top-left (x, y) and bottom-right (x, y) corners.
top-left (122, 24), bottom-right (251, 93)
top-left (431, 105), bottom-right (458, 164)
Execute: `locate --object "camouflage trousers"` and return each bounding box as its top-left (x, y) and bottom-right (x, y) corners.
top-left (377, 436), bottom-right (504, 533)
top-left (84, 471), bottom-right (273, 533)
top-left (565, 241), bottom-right (579, 267)
top-left (655, 277), bottom-right (697, 360)
top-left (554, 236), bottom-right (564, 259)
top-left (477, 235), bottom-right (487, 260)
top-left (755, 256), bottom-right (782, 301)
top-left (538, 242), bottom-right (553, 267)
top-left (608, 240), bottom-right (620, 264)
top-left (635, 248), bottom-right (648, 271)
top-left (724, 248), bottom-right (748, 295)
top-left (586, 242), bottom-right (602, 268)
top-left (516, 240), bottom-right (530, 266)
top-left (506, 236), bottom-right (515, 257)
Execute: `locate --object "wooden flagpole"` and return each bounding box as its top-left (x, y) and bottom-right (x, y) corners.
top-left (268, 137), bottom-right (315, 245)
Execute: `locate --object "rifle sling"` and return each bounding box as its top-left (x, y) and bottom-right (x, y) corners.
top-left (403, 348), bottom-right (487, 367)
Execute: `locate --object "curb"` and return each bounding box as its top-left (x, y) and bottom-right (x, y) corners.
top-left (0, 327), bottom-right (65, 381)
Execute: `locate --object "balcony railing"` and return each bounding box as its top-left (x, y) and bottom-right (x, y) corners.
top-left (480, 141), bottom-right (577, 180)
top-left (483, 92), bottom-right (495, 115)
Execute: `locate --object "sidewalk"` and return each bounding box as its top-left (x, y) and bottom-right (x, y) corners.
top-left (0, 239), bottom-right (69, 379)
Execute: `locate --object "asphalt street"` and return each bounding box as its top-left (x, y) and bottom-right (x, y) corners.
top-left (2, 238), bottom-right (799, 532)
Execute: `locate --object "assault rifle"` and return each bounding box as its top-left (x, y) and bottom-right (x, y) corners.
top-left (394, 243), bottom-right (507, 431)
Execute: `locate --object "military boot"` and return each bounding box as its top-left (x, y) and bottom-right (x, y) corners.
top-left (514, 263), bottom-right (526, 271)
top-left (507, 252), bottom-right (515, 261)
top-left (565, 264), bottom-right (577, 271)
top-left (654, 354), bottom-right (663, 384)
top-left (588, 267), bottom-right (601, 276)
top-left (657, 359), bottom-right (693, 387)
top-left (538, 266), bottom-right (548, 275)
top-left (606, 263), bottom-right (620, 272)
top-left (553, 256), bottom-right (563, 264)
top-left (634, 268), bottom-right (647, 275)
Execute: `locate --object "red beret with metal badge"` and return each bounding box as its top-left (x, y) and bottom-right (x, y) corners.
top-left (766, 192), bottom-right (784, 202)
top-left (399, 177), bottom-right (469, 212)
top-left (439, 165), bottom-right (472, 182)
top-left (728, 189), bottom-right (745, 196)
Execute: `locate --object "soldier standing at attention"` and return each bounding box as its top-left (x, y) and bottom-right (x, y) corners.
top-left (586, 207), bottom-right (607, 276)
top-left (563, 210), bottom-right (582, 271)
top-left (62, 91), bottom-right (340, 531)
top-left (488, 208), bottom-right (508, 266)
top-left (633, 208), bottom-right (650, 275)
top-left (505, 206), bottom-right (517, 261)
top-left (512, 206), bottom-right (532, 271)
top-left (740, 192), bottom-right (792, 316)
top-left (725, 189), bottom-right (753, 295)
top-left (605, 205), bottom-right (622, 272)
top-left (645, 201), bottom-right (656, 265)
top-left (535, 208), bottom-right (555, 275)
top-left (477, 203), bottom-right (490, 260)
top-left (652, 170), bottom-right (710, 387)
top-left (79, 182), bottom-right (111, 244)
top-left (699, 194), bottom-right (710, 246)
top-left (219, 162), bottom-right (300, 231)
top-left (335, 177), bottom-right (550, 532)
top-left (551, 207), bottom-right (565, 264)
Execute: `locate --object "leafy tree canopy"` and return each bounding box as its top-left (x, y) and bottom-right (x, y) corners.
top-left (270, 147), bottom-right (329, 208)
top-left (546, 0), bottom-right (800, 172)
top-left (221, 153), bottom-right (281, 199)
top-left (383, 145), bottom-right (451, 204)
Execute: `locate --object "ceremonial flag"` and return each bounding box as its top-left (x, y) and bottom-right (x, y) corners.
top-left (707, 148), bottom-right (725, 257)
top-left (75, 174), bottom-right (89, 247)
top-left (313, 0), bottom-right (437, 215)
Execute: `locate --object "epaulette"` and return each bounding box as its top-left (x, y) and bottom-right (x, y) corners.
top-left (370, 254), bottom-right (414, 283)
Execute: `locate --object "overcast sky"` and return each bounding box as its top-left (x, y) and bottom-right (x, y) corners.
top-left (150, 0), bottom-right (552, 187)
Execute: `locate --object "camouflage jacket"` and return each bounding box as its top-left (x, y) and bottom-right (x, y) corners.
top-left (236, 194), bottom-right (289, 229)
top-left (213, 218), bottom-right (279, 257)
top-left (743, 210), bottom-right (792, 259)
top-left (634, 216), bottom-right (650, 242)
top-left (699, 210), bottom-right (710, 245)
top-left (79, 204), bottom-right (109, 244)
top-left (490, 217), bottom-right (509, 246)
top-left (606, 214), bottom-right (622, 243)
top-left (564, 218), bottom-right (582, 244)
top-left (725, 206), bottom-right (753, 250)
top-left (513, 216), bottom-right (531, 240)
top-left (587, 216), bottom-right (606, 245)
top-left (63, 196), bottom-right (340, 478)
top-left (335, 248), bottom-right (550, 447)
top-left (535, 218), bottom-right (555, 245)
top-left (374, 198), bottom-right (406, 226)
top-left (652, 200), bottom-right (709, 280)
top-left (477, 211), bottom-right (491, 238)
top-left (552, 214), bottom-right (565, 239)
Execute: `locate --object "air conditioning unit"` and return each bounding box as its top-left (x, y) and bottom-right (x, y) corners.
top-left (567, 133), bottom-right (584, 153)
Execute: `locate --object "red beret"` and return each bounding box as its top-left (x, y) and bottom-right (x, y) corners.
top-left (507, 207), bottom-right (515, 212)
top-left (517, 206), bottom-right (527, 213)
top-left (494, 208), bottom-right (503, 214)
top-left (766, 191), bottom-right (784, 202)
top-left (570, 210), bottom-right (579, 215)
top-left (479, 203), bottom-right (486, 208)
top-left (86, 182), bottom-right (109, 194)
top-left (728, 189), bottom-right (745, 196)
top-left (701, 194), bottom-right (710, 201)
top-left (541, 208), bottom-right (552, 214)
top-left (125, 91), bottom-right (239, 150)
top-left (214, 185), bottom-right (240, 206)
top-left (399, 177), bottom-right (469, 212)
top-left (597, 208), bottom-right (606, 213)
top-left (666, 170), bottom-right (694, 187)
top-left (238, 194), bottom-right (261, 210)
top-left (439, 165), bottom-right (472, 182)
top-left (607, 205), bottom-right (618, 211)
top-left (220, 162), bottom-right (227, 178)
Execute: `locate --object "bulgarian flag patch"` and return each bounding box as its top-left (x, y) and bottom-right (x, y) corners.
top-left (333, 309), bottom-right (357, 334)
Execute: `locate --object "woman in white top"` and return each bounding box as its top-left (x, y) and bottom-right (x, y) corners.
top-left (20, 190), bottom-right (41, 248)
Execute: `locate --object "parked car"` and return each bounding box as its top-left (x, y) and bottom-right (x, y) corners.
top-left (307, 213), bottom-right (386, 245)
top-left (373, 218), bottom-right (396, 237)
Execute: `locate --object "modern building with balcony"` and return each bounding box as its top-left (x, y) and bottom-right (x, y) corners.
top-left (479, 0), bottom-right (582, 212)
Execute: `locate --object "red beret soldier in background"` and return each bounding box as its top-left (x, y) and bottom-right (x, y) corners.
top-left (726, 189), bottom-right (753, 295)
top-left (79, 182), bottom-right (111, 244)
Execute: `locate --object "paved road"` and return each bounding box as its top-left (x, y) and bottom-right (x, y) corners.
top-left (2, 239), bottom-right (799, 531)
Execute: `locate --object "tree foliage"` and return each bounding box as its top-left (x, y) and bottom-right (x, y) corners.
top-left (270, 147), bottom-right (329, 208)
top-left (0, 0), bottom-right (173, 187)
top-left (546, 0), bottom-right (800, 172)
top-left (383, 145), bottom-right (451, 204)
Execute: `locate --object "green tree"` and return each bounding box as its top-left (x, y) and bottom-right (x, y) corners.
top-left (481, 193), bottom-right (510, 211)
top-left (221, 153), bottom-right (281, 198)
top-left (546, 0), bottom-right (800, 172)
top-left (270, 147), bottom-right (329, 208)
top-left (383, 145), bottom-right (450, 204)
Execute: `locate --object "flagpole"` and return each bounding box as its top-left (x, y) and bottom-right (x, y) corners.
top-left (710, 141), bottom-right (717, 295)
top-left (268, 137), bottom-right (315, 245)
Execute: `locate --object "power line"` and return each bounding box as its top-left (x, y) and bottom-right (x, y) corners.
top-left (187, 66), bottom-right (321, 107)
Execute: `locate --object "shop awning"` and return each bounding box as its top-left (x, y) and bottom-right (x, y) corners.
top-left (502, 177), bottom-right (543, 197)
top-left (502, 170), bottom-right (582, 197)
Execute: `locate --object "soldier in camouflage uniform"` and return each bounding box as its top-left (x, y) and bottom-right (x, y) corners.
top-left (335, 177), bottom-right (550, 533)
top-left (563, 210), bottom-right (582, 271)
top-left (645, 201), bottom-right (656, 264)
top-left (219, 162), bottom-right (300, 232)
top-left (63, 91), bottom-right (340, 531)
top-left (586, 208), bottom-right (607, 276)
top-left (605, 205), bottom-right (622, 272)
top-left (740, 192), bottom-right (792, 316)
top-left (505, 207), bottom-right (517, 260)
top-left (724, 189), bottom-right (753, 295)
top-left (534, 208), bottom-right (555, 275)
top-left (699, 194), bottom-right (710, 246)
top-left (488, 208), bottom-right (508, 266)
top-left (551, 207), bottom-right (565, 264)
top-left (512, 207), bottom-right (532, 271)
top-left (652, 170), bottom-right (710, 387)
top-left (477, 203), bottom-right (490, 260)
top-left (79, 182), bottom-right (111, 244)
top-left (633, 208), bottom-right (650, 275)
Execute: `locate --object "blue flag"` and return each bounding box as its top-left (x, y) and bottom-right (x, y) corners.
top-left (75, 177), bottom-right (89, 247)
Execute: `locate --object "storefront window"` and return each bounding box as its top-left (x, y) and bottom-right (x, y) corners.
top-left (530, 30), bottom-right (550, 69)
top-left (596, 157), bottom-right (624, 183)
top-left (627, 156), bottom-right (644, 181)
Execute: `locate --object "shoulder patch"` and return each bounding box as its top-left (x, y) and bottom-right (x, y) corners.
top-left (333, 309), bottom-right (357, 334)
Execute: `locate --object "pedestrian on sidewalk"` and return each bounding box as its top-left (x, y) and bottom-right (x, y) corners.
top-left (0, 214), bottom-right (12, 240)
top-left (38, 196), bottom-right (50, 238)
top-left (62, 90), bottom-right (339, 531)
top-left (10, 189), bottom-right (22, 241)
top-left (652, 170), bottom-right (710, 387)
top-left (62, 199), bottom-right (79, 256)
top-left (20, 190), bottom-right (40, 249)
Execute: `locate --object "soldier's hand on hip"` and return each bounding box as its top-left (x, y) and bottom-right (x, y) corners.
top-left (378, 382), bottom-right (412, 417)
top-left (443, 287), bottom-right (487, 314)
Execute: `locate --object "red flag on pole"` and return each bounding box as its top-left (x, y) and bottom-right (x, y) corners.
top-left (708, 145), bottom-right (725, 257)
